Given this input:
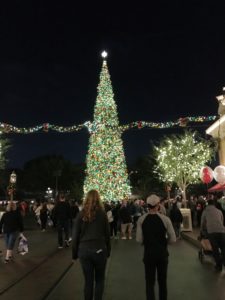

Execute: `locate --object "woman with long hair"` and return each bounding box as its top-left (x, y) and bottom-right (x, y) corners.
top-left (72, 190), bottom-right (110, 300)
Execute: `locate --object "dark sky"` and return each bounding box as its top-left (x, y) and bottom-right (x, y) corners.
top-left (1, 1), bottom-right (225, 168)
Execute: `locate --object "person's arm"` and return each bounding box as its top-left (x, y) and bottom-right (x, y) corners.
top-left (159, 214), bottom-right (176, 243)
top-left (104, 213), bottom-right (111, 257)
top-left (136, 215), bottom-right (145, 243)
top-left (72, 213), bottom-right (82, 260)
top-left (165, 217), bottom-right (176, 243)
top-left (17, 210), bottom-right (24, 233)
top-left (0, 214), bottom-right (5, 233)
top-left (220, 210), bottom-right (224, 225)
top-left (67, 202), bottom-right (72, 219)
top-left (200, 211), bottom-right (206, 231)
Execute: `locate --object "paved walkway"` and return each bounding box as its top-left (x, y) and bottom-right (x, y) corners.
top-left (47, 238), bottom-right (225, 300)
top-left (1, 217), bottom-right (225, 300)
top-left (182, 228), bottom-right (201, 247)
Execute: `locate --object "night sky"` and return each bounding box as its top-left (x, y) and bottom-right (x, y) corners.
top-left (1, 2), bottom-right (225, 168)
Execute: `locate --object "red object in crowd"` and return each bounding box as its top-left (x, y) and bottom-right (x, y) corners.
top-left (208, 183), bottom-right (225, 192)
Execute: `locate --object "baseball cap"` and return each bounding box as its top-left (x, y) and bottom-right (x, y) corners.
top-left (146, 194), bottom-right (160, 207)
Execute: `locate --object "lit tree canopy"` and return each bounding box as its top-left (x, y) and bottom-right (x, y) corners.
top-left (154, 131), bottom-right (215, 200)
top-left (0, 135), bottom-right (10, 170)
top-left (83, 57), bottom-right (131, 201)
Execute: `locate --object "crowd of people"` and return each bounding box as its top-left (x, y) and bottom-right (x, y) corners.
top-left (1, 191), bottom-right (225, 300)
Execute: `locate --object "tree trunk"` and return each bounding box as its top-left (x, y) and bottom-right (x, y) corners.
top-left (182, 185), bottom-right (187, 208)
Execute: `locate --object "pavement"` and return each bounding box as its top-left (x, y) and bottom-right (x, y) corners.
top-left (1, 216), bottom-right (225, 300)
top-left (181, 228), bottom-right (201, 248)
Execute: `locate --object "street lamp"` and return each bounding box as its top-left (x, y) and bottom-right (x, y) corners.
top-left (54, 170), bottom-right (61, 198)
top-left (46, 187), bottom-right (53, 199)
top-left (9, 171), bottom-right (17, 202)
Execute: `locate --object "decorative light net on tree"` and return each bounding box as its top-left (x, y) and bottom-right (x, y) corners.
top-left (83, 59), bottom-right (131, 201)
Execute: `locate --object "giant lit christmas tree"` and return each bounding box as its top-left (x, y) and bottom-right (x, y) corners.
top-left (83, 52), bottom-right (131, 201)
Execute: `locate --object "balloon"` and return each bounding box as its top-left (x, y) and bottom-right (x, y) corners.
top-left (200, 166), bottom-right (214, 184)
top-left (214, 165), bottom-right (225, 185)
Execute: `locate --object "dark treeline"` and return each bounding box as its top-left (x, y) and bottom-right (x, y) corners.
top-left (0, 153), bottom-right (209, 202)
top-left (0, 155), bottom-right (85, 201)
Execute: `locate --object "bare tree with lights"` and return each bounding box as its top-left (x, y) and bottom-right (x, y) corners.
top-left (0, 135), bottom-right (10, 170)
top-left (0, 135), bottom-right (11, 197)
top-left (154, 131), bottom-right (215, 205)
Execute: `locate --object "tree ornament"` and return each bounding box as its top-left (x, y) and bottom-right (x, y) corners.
top-left (4, 124), bottom-right (11, 133)
top-left (138, 121), bottom-right (142, 129)
top-left (43, 123), bottom-right (49, 132)
top-left (179, 117), bottom-right (188, 127)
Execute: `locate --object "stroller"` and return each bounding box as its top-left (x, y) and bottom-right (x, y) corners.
top-left (198, 231), bottom-right (213, 263)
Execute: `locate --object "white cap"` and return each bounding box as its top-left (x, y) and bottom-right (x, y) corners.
top-left (146, 194), bottom-right (160, 206)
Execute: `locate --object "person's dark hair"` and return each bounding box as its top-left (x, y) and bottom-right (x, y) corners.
top-left (104, 203), bottom-right (111, 213)
top-left (147, 203), bottom-right (155, 209)
top-left (41, 202), bottom-right (47, 210)
top-left (176, 196), bottom-right (181, 202)
top-left (171, 202), bottom-right (178, 209)
top-left (81, 190), bottom-right (104, 222)
top-left (207, 199), bottom-right (215, 205)
top-left (57, 193), bottom-right (66, 202)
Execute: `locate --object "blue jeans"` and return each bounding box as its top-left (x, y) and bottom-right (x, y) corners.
top-left (5, 232), bottom-right (18, 250)
top-left (79, 247), bottom-right (107, 300)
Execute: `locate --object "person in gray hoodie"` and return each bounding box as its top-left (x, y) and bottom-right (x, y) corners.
top-left (201, 199), bottom-right (225, 271)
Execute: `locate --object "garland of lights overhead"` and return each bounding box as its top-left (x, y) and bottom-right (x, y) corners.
top-left (0, 115), bottom-right (217, 134)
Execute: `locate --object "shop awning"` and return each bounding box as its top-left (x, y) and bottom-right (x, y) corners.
top-left (208, 183), bottom-right (225, 192)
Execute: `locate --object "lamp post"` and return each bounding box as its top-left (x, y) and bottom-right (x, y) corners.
top-left (46, 187), bottom-right (53, 200)
top-left (54, 170), bottom-right (61, 199)
top-left (9, 171), bottom-right (17, 203)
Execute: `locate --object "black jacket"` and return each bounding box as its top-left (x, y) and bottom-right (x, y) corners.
top-left (72, 209), bottom-right (110, 260)
top-left (119, 206), bottom-right (132, 224)
top-left (53, 201), bottom-right (71, 221)
top-left (170, 207), bottom-right (183, 223)
top-left (0, 209), bottom-right (24, 234)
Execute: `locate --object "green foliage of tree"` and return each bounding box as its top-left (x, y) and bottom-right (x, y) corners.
top-left (154, 131), bottom-right (215, 202)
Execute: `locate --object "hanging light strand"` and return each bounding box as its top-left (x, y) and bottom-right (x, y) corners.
top-left (0, 115), bottom-right (217, 134)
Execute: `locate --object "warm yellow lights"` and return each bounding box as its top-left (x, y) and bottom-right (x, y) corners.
top-left (155, 131), bottom-right (214, 199)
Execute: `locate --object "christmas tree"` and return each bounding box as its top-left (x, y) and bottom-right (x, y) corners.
top-left (83, 52), bottom-right (131, 201)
